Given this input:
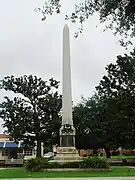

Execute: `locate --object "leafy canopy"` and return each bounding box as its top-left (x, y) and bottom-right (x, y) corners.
top-left (96, 48), bottom-right (135, 148)
top-left (0, 75), bottom-right (62, 157)
top-left (74, 49), bottom-right (135, 149)
top-left (37, 0), bottom-right (135, 47)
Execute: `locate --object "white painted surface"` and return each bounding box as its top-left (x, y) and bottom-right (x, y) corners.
top-left (24, 155), bottom-right (36, 160)
top-left (41, 142), bottom-right (44, 157)
top-left (62, 24), bottom-right (73, 126)
top-left (0, 137), bottom-right (9, 141)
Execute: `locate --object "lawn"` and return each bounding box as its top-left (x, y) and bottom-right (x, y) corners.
top-left (0, 167), bottom-right (135, 178)
top-left (84, 155), bottom-right (135, 160)
top-left (107, 156), bottom-right (135, 159)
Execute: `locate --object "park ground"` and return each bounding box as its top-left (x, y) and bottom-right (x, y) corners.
top-left (93, 155), bottom-right (135, 159)
top-left (78, 155), bottom-right (135, 160)
top-left (0, 166), bottom-right (135, 179)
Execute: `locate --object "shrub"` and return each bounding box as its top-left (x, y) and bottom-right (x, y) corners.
top-left (45, 162), bottom-right (60, 169)
top-left (47, 158), bottom-right (109, 169)
top-left (59, 161), bottom-right (80, 168)
top-left (25, 157), bottom-right (109, 172)
top-left (25, 157), bottom-right (48, 172)
top-left (81, 157), bottom-right (109, 169)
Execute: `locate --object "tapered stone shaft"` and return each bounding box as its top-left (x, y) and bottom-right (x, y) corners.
top-left (51, 25), bottom-right (80, 161)
top-left (62, 24), bottom-right (73, 126)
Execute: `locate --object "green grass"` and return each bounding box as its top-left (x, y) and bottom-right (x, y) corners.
top-left (111, 156), bottom-right (135, 159)
top-left (0, 167), bottom-right (135, 178)
top-left (84, 155), bottom-right (135, 160)
top-left (95, 155), bottom-right (135, 159)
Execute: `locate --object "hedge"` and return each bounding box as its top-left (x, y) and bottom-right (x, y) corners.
top-left (25, 157), bottom-right (109, 172)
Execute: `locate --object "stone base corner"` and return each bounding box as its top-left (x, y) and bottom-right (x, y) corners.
top-left (50, 146), bottom-right (82, 163)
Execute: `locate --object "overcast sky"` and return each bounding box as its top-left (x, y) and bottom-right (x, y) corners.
top-left (0, 0), bottom-right (134, 133)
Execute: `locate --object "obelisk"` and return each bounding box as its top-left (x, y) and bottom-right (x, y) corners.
top-left (52, 24), bottom-right (80, 162)
top-left (60, 24), bottom-right (75, 147)
top-left (62, 24), bottom-right (73, 126)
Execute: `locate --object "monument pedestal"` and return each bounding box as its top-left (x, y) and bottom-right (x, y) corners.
top-left (52, 146), bottom-right (81, 162)
top-left (60, 124), bottom-right (75, 147)
top-left (50, 124), bottom-right (81, 162)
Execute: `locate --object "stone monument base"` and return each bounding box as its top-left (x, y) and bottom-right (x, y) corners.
top-left (49, 147), bottom-right (82, 163)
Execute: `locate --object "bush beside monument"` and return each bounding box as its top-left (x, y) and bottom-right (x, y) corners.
top-left (25, 156), bottom-right (111, 172)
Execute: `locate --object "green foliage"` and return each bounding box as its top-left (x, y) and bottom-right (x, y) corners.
top-left (81, 157), bottom-right (109, 169)
top-left (73, 49), bottom-right (135, 149)
top-left (25, 157), bottom-right (109, 172)
top-left (73, 94), bottom-right (103, 149)
top-left (96, 49), bottom-right (135, 97)
top-left (38, 0), bottom-right (135, 47)
top-left (0, 75), bottom-right (62, 157)
top-left (35, 0), bottom-right (61, 21)
top-left (25, 157), bottom-right (48, 172)
top-left (95, 48), bottom-right (135, 149)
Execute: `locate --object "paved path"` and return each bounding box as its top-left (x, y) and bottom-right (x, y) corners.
top-left (4, 178), bottom-right (135, 180)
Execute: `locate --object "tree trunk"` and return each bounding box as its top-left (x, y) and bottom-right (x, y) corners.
top-left (36, 140), bottom-right (41, 157)
top-left (105, 148), bottom-right (111, 159)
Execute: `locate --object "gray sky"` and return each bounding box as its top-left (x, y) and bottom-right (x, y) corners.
top-left (0, 0), bottom-right (134, 133)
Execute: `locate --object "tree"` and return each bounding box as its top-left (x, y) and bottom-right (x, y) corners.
top-left (74, 93), bottom-right (135, 154)
top-left (37, 0), bottom-right (135, 47)
top-left (96, 48), bottom-right (135, 99)
top-left (96, 48), bottom-right (135, 149)
top-left (0, 75), bottom-right (62, 157)
top-left (74, 49), bottom-right (135, 150)
top-left (73, 95), bottom-right (106, 149)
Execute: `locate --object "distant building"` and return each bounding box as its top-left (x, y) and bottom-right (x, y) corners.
top-left (0, 134), bottom-right (37, 165)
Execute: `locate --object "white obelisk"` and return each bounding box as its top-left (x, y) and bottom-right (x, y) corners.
top-left (51, 25), bottom-right (81, 162)
top-left (59, 24), bottom-right (76, 148)
top-left (62, 24), bottom-right (73, 126)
